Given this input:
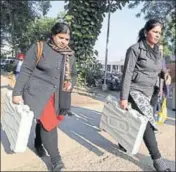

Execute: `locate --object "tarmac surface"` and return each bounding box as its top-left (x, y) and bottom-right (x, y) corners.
top-left (1, 75), bottom-right (175, 171)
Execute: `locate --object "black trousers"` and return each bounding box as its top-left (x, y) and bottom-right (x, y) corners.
top-left (129, 96), bottom-right (161, 160)
top-left (35, 122), bottom-right (61, 165)
top-left (143, 122), bottom-right (161, 160)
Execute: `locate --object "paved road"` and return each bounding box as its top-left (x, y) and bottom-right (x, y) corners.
top-left (1, 76), bottom-right (175, 171)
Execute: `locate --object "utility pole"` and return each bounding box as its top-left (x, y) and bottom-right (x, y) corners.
top-left (102, 2), bottom-right (111, 91)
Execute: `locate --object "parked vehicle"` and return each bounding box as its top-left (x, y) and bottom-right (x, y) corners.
top-left (1, 59), bottom-right (7, 68)
top-left (109, 74), bottom-right (122, 91)
top-left (102, 72), bottom-right (122, 91)
top-left (86, 70), bottom-right (104, 87)
top-left (0, 58), bottom-right (16, 71)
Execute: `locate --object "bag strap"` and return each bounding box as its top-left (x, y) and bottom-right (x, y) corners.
top-left (36, 41), bottom-right (43, 64)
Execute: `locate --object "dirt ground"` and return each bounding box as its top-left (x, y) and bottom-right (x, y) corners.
top-left (1, 75), bottom-right (175, 171)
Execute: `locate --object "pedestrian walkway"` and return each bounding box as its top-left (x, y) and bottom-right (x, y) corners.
top-left (1, 75), bottom-right (175, 171)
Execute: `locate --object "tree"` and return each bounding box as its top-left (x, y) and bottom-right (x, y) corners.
top-left (13, 12), bottom-right (66, 54)
top-left (64, 0), bottom-right (128, 84)
top-left (0, 1), bottom-right (51, 56)
top-left (19, 17), bottom-right (57, 53)
top-left (128, 0), bottom-right (176, 57)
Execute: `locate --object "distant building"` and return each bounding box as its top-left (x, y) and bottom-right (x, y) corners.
top-left (98, 59), bottom-right (124, 73)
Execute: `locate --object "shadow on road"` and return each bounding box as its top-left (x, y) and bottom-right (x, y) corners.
top-left (1, 84), bottom-right (175, 171)
top-left (1, 121), bottom-right (52, 171)
top-left (1, 105), bottom-right (175, 171)
top-left (76, 88), bottom-right (176, 127)
top-left (58, 106), bottom-right (175, 171)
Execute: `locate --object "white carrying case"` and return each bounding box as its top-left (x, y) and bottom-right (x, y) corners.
top-left (1, 90), bottom-right (34, 153)
top-left (100, 95), bottom-right (148, 155)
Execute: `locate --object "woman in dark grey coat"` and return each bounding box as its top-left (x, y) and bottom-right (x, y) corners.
top-left (119, 19), bottom-right (171, 171)
top-left (12, 23), bottom-right (77, 171)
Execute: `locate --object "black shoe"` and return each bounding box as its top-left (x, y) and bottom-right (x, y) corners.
top-left (61, 110), bottom-right (74, 116)
top-left (52, 159), bottom-right (65, 171)
top-left (153, 158), bottom-right (171, 172)
top-left (66, 111), bottom-right (74, 116)
top-left (35, 145), bottom-right (46, 157)
top-left (118, 144), bottom-right (127, 153)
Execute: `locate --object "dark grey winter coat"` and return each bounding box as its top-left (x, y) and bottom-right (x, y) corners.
top-left (13, 42), bottom-right (77, 118)
top-left (120, 41), bottom-right (162, 100)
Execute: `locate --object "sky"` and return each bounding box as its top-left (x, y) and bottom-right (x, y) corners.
top-left (47, 1), bottom-right (145, 62)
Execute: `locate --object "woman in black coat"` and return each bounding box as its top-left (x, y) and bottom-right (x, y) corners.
top-left (12, 23), bottom-right (77, 171)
